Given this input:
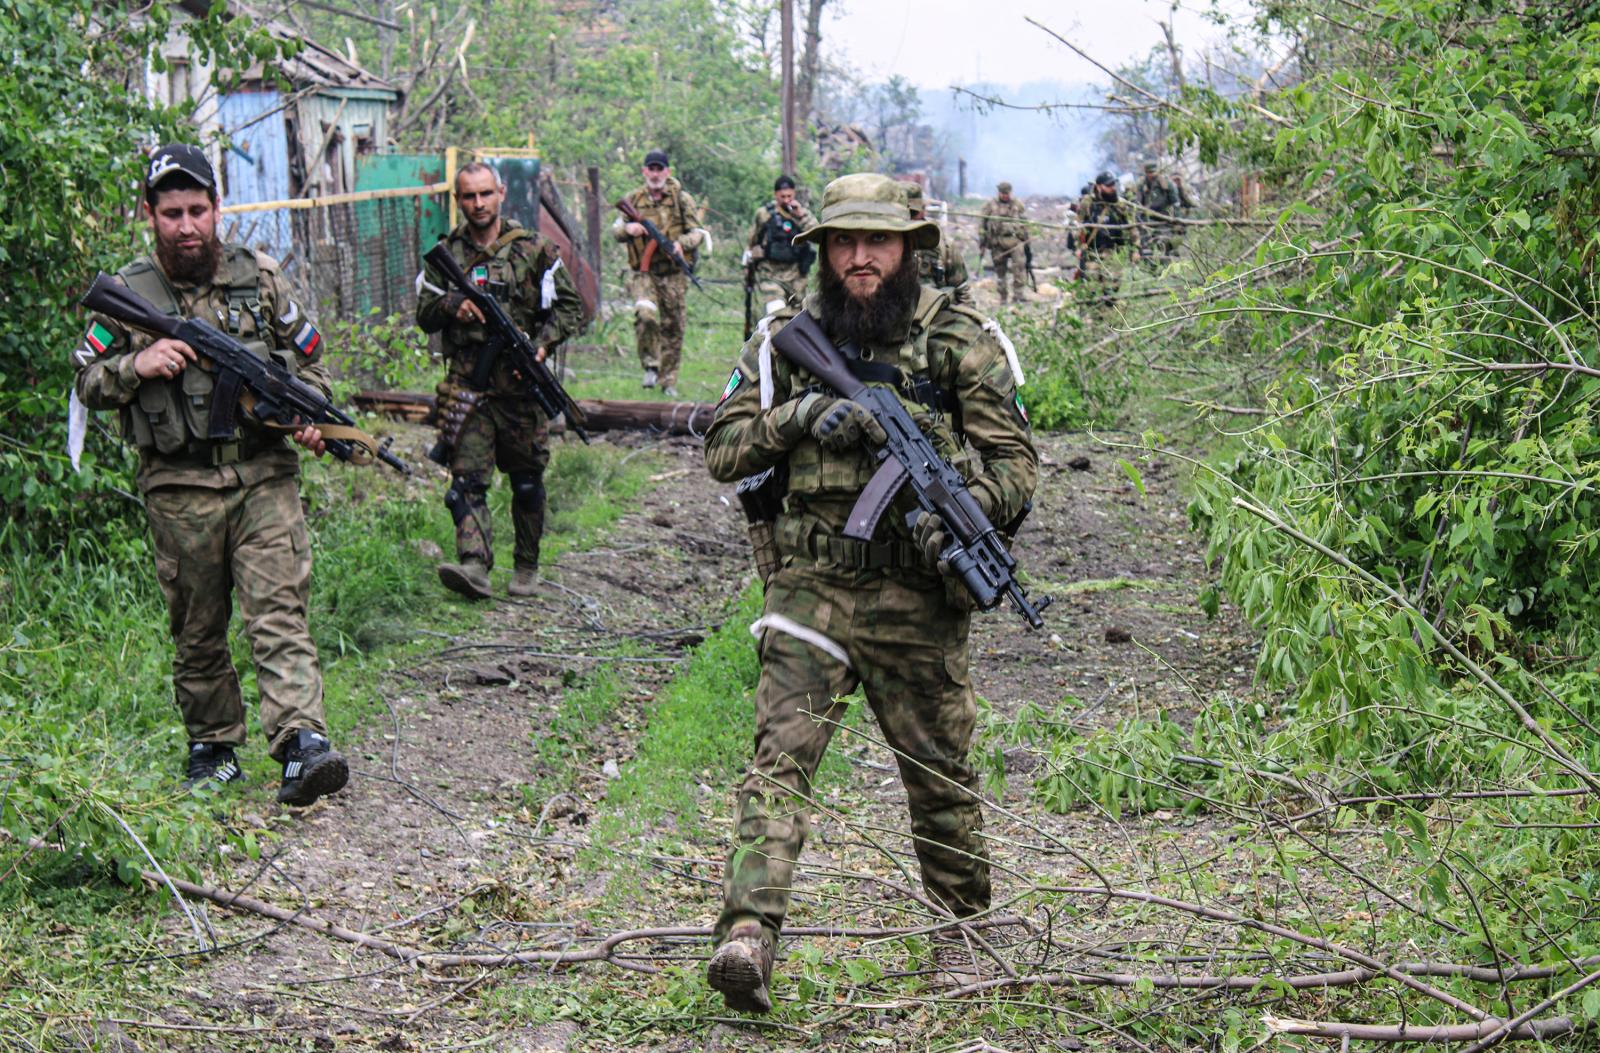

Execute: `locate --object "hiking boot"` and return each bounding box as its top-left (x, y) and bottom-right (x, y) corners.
top-left (642, 368), bottom-right (658, 388)
top-left (276, 729), bottom-right (348, 807)
top-left (507, 566), bottom-right (541, 596)
top-left (661, 385), bottom-right (680, 398)
top-left (707, 920), bottom-right (774, 1013)
top-left (930, 933), bottom-right (989, 989)
top-left (184, 742), bottom-right (244, 790)
top-left (437, 559), bottom-right (491, 600)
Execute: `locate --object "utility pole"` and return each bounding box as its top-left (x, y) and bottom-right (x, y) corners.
top-left (781, 0), bottom-right (796, 176)
top-left (958, 158), bottom-right (967, 199)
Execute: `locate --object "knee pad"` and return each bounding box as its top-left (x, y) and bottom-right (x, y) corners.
top-left (509, 471), bottom-right (545, 515)
top-left (444, 474), bottom-right (488, 525)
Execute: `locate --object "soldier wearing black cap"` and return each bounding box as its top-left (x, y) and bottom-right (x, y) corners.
top-left (613, 149), bottom-right (710, 396)
top-left (71, 144), bottom-right (349, 806)
top-left (1079, 170), bottom-right (1135, 305)
top-left (744, 174), bottom-right (817, 313)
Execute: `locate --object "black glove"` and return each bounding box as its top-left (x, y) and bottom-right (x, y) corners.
top-left (913, 511), bottom-right (951, 574)
top-left (811, 399), bottom-right (888, 452)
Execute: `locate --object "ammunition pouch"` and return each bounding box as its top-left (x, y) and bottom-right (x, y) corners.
top-left (774, 514), bottom-right (922, 572)
top-left (428, 383), bottom-right (483, 466)
top-left (736, 466), bottom-right (788, 585)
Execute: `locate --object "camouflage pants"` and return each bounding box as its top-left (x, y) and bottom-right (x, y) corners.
top-left (754, 262), bottom-right (807, 312)
top-left (627, 270), bottom-right (688, 388)
top-left (991, 243), bottom-right (1028, 302)
top-left (714, 563), bottom-right (989, 950)
top-left (143, 472), bottom-right (325, 760)
top-left (1078, 247), bottom-right (1121, 306)
top-left (450, 394), bottom-right (550, 571)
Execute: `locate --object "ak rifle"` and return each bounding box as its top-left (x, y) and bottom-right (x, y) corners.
top-left (770, 312), bottom-right (1051, 629)
top-left (615, 197), bottom-right (712, 296)
top-left (422, 243), bottom-right (589, 457)
top-left (80, 273), bottom-right (409, 474)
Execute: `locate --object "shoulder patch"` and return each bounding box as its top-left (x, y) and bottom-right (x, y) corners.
top-left (719, 369), bottom-right (743, 403)
top-left (292, 321), bottom-right (322, 356)
top-left (85, 320), bottom-right (116, 354)
top-left (1013, 391), bottom-right (1030, 426)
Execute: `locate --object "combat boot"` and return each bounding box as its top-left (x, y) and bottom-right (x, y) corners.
top-left (707, 919), bottom-right (774, 1013)
top-left (930, 932), bottom-right (990, 989)
top-left (276, 729), bottom-right (348, 807)
top-left (507, 566), bottom-right (541, 596)
top-left (437, 559), bottom-right (491, 600)
top-left (642, 367), bottom-right (658, 388)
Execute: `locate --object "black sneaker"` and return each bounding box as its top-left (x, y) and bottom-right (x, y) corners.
top-left (184, 742), bottom-right (244, 790)
top-left (276, 729), bottom-right (348, 807)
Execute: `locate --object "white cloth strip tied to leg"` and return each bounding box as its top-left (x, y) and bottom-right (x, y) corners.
top-left (749, 614), bottom-right (853, 671)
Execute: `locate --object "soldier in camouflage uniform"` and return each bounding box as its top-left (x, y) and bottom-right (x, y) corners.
top-left (72, 144), bottom-right (347, 807)
top-left (744, 174), bottom-right (817, 312)
top-left (703, 173), bottom-right (1039, 1012)
top-left (613, 150), bottom-right (710, 397)
top-left (416, 162), bottom-right (584, 600)
top-left (901, 181), bottom-right (973, 305)
top-left (979, 181), bottom-right (1030, 304)
top-left (1135, 160), bottom-right (1195, 262)
top-left (1079, 171), bottom-right (1136, 306)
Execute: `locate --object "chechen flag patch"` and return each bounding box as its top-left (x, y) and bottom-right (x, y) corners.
top-left (719, 369), bottom-right (742, 403)
top-left (85, 321), bottom-right (116, 354)
top-left (293, 321), bottom-right (322, 356)
top-left (1014, 392), bottom-right (1029, 424)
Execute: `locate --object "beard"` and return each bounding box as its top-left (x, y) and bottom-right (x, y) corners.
top-left (818, 248), bottom-right (922, 349)
top-left (156, 233), bottom-right (223, 285)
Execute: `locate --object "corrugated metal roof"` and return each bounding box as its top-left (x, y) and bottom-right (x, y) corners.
top-left (173, 0), bottom-right (399, 96)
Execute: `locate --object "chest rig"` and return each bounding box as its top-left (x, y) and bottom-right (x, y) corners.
top-left (762, 203), bottom-right (805, 265)
top-left (117, 247), bottom-right (272, 456)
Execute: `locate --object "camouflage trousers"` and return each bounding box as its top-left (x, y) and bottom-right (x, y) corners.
top-left (991, 243), bottom-right (1028, 302)
top-left (449, 393), bottom-right (549, 571)
top-left (754, 262), bottom-right (807, 312)
top-left (714, 562), bottom-right (989, 951)
top-left (627, 270), bottom-right (688, 388)
top-left (1078, 247), bottom-right (1122, 307)
top-left (143, 472), bottom-right (325, 760)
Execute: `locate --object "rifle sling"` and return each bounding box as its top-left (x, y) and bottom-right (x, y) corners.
top-left (237, 390), bottom-right (387, 466)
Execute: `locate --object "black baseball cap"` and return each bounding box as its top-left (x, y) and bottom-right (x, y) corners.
top-left (146, 144), bottom-right (216, 190)
top-left (643, 149), bottom-right (670, 168)
top-left (774, 174), bottom-right (796, 191)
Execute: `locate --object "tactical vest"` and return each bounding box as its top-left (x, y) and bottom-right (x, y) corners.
top-left (441, 225), bottom-right (542, 362)
top-left (782, 288), bottom-right (965, 500)
top-left (117, 246), bottom-right (272, 455)
top-left (626, 184), bottom-right (698, 274)
top-left (761, 203), bottom-right (805, 265)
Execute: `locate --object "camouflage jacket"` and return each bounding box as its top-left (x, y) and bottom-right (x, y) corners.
top-left (980, 197), bottom-right (1029, 250)
top-left (416, 219), bottom-right (583, 396)
top-left (73, 244), bottom-right (330, 492)
top-left (612, 178), bottom-right (707, 274)
top-left (706, 287), bottom-right (1037, 558)
top-left (1136, 176), bottom-right (1194, 223)
top-left (1081, 196), bottom-right (1135, 251)
top-left (917, 240), bottom-right (974, 305)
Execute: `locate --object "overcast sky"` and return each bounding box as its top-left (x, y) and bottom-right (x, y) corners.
top-left (827, 0), bottom-right (1253, 90)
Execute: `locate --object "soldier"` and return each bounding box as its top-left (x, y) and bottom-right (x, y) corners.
top-left (901, 181), bottom-right (973, 305)
top-left (979, 180), bottom-right (1030, 304)
top-left (744, 174), bottom-right (817, 312)
top-left (613, 150), bottom-right (710, 397)
top-left (417, 161), bottom-right (584, 601)
top-left (1079, 171), bottom-right (1136, 305)
top-left (703, 173), bottom-right (1038, 1012)
top-left (72, 144), bottom-right (347, 806)
top-left (1135, 160), bottom-right (1195, 261)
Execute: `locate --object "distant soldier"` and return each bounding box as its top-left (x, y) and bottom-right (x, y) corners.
top-left (901, 181), bottom-right (973, 305)
top-left (416, 162), bottom-right (584, 600)
top-left (744, 175), bottom-right (817, 312)
top-left (613, 150), bottom-right (710, 397)
top-left (979, 181), bottom-right (1030, 304)
top-left (1079, 171), bottom-right (1135, 305)
top-left (1136, 160), bottom-right (1194, 261)
top-left (704, 173), bottom-right (1038, 1012)
top-left (73, 144), bottom-right (347, 806)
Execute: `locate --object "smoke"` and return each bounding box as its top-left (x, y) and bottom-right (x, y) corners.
top-left (921, 80), bottom-right (1106, 198)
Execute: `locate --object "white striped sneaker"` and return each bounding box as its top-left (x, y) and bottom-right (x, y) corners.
top-left (184, 742), bottom-right (244, 790)
top-left (276, 729), bottom-right (348, 807)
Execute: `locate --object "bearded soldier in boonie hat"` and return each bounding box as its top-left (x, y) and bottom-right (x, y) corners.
top-left (900, 180), bottom-right (973, 305)
top-left (703, 171), bottom-right (1039, 1011)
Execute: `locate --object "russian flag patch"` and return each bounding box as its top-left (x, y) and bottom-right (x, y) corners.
top-left (293, 321), bottom-right (321, 356)
top-left (85, 321), bottom-right (115, 354)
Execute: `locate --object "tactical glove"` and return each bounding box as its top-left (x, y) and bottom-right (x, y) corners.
top-left (913, 511), bottom-right (951, 574)
top-left (811, 399), bottom-right (888, 452)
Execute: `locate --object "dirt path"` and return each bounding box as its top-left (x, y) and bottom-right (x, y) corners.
top-left (147, 419), bottom-right (1265, 1051)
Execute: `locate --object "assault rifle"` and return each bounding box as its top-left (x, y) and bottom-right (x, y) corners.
top-left (615, 197), bottom-right (710, 294)
top-left (770, 312), bottom-right (1051, 629)
top-left (422, 243), bottom-right (588, 462)
top-left (743, 260), bottom-right (757, 341)
top-left (1023, 242), bottom-right (1038, 291)
top-left (80, 273), bottom-right (409, 474)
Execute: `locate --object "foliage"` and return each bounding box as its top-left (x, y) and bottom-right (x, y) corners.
top-left (0, 1), bottom-right (292, 530)
top-left (1007, 306), bottom-right (1129, 430)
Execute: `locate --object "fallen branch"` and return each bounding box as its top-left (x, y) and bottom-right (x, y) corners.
top-left (1263, 1012), bottom-right (1578, 1043)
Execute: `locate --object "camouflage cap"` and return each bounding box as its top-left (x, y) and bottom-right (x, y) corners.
top-left (997, 180), bottom-right (1013, 193)
top-left (794, 173), bottom-right (940, 250)
top-left (1143, 160), bottom-right (1159, 173)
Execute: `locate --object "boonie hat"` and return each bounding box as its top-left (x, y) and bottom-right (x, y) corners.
top-left (1143, 160), bottom-right (1159, 173)
top-left (794, 173), bottom-right (940, 251)
top-left (997, 180), bottom-right (1013, 193)
top-left (145, 143), bottom-right (215, 191)
top-left (643, 149), bottom-right (670, 168)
